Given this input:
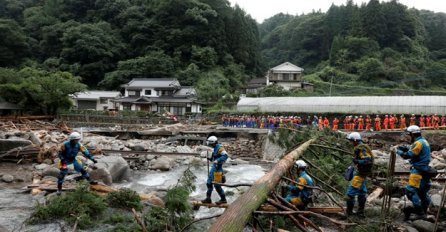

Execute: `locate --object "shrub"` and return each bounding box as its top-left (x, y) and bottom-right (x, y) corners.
top-left (106, 188), bottom-right (143, 211)
top-left (29, 182), bottom-right (107, 229)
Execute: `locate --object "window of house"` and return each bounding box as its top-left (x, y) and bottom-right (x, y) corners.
top-left (283, 73), bottom-right (290, 81)
top-left (145, 90), bottom-right (151, 95)
top-left (123, 104), bottom-right (131, 110)
top-left (99, 98), bottom-right (108, 104)
top-left (128, 90), bottom-right (140, 97)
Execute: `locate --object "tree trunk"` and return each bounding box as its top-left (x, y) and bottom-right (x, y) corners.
top-left (208, 139), bottom-right (315, 232)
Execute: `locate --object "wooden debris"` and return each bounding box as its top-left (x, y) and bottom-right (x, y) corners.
top-left (367, 187), bottom-right (384, 203)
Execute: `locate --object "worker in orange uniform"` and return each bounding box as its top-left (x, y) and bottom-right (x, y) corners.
top-left (389, 115), bottom-right (396, 130)
top-left (426, 115), bottom-right (431, 128)
top-left (441, 115), bottom-right (445, 127)
top-left (410, 114), bottom-right (416, 126)
top-left (358, 116), bottom-right (364, 130)
top-left (419, 115), bottom-right (425, 128)
top-left (333, 117), bottom-right (339, 131)
top-left (365, 115), bottom-right (372, 131)
top-left (344, 116), bottom-right (349, 130)
top-left (374, 115), bottom-right (381, 131)
top-left (400, 115), bottom-right (407, 130)
top-left (323, 117), bottom-right (330, 129)
top-left (433, 114), bottom-right (440, 129)
top-left (383, 115), bottom-right (389, 131)
top-left (318, 116), bottom-right (324, 130)
top-left (351, 116), bottom-right (357, 131)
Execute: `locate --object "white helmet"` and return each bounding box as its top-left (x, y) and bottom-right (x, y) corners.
top-left (206, 136), bottom-right (218, 145)
top-left (406, 125), bottom-right (421, 134)
top-left (294, 160), bottom-right (307, 169)
top-left (69, 132), bottom-right (81, 141)
top-left (347, 132), bottom-right (361, 141)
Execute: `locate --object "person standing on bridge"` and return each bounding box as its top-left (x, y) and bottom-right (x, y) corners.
top-left (397, 125), bottom-right (434, 220)
top-left (57, 132), bottom-right (97, 195)
top-left (374, 115), bottom-right (381, 131)
top-left (202, 136), bottom-right (228, 205)
top-left (410, 114), bottom-right (416, 126)
top-left (400, 114), bottom-right (407, 130)
top-left (285, 160), bottom-right (315, 210)
top-left (345, 132), bottom-right (374, 218)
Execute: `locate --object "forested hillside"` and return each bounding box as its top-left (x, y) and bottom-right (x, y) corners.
top-left (0, 0), bottom-right (261, 113)
top-left (259, 0), bottom-right (446, 96)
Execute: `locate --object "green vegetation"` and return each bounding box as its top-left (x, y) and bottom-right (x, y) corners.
top-left (259, 0), bottom-right (446, 96)
top-left (29, 168), bottom-right (197, 231)
top-left (28, 182), bottom-right (107, 229)
top-left (106, 188), bottom-right (143, 211)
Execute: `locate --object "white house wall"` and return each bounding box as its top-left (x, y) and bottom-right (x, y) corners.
top-left (237, 96), bottom-right (446, 115)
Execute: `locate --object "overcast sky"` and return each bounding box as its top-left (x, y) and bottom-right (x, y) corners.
top-left (228, 0), bottom-right (446, 23)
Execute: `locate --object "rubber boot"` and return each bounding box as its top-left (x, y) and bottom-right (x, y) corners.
top-left (356, 195), bottom-right (366, 218)
top-left (411, 207), bottom-right (426, 220)
top-left (215, 195), bottom-right (227, 205)
top-left (57, 183), bottom-right (62, 196)
top-left (201, 193), bottom-right (212, 204)
top-left (403, 206), bottom-right (414, 221)
top-left (342, 200), bottom-right (355, 219)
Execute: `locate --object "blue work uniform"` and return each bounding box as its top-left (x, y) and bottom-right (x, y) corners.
top-left (286, 171), bottom-right (314, 209)
top-left (397, 136), bottom-right (432, 211)
top-left (346, 142), bottom-right (374, 211)
top-left (57, 141), bottom-right (94, 186)
top-left (206, 144), bottom-right (229, 199)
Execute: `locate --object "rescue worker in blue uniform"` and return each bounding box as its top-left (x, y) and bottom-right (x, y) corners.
top-left (346, 132), bottom-right (374, 217)
top-left (397, 125), bottom-right (433, 220)
top-left (202, 136), bottom-right (228, 205)
top-left (57, 132), bottom-right (97, 195)
top-left (285, 160), bottom-right (314, 210)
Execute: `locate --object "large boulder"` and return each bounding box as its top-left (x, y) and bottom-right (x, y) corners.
top-left (412, 220), bottom-right (435, 232)
top-left (90, 167), bottom-right (113, 185)
top-left (149, 156), bottom-right (174, 171)
top-left (94, 156), bottom-right (130, 183)
top-left (430, 159), bottom-right (446, 170)
top-left (42, 167), bottom-right (60, 178)
top-left (0, 139), bottom-right (32, 151)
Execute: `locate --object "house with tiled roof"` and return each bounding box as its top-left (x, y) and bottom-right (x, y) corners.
top-left (71, 91), bottom-right (121, 110)
top-left (113, 78), bottom-right (201, 115)
top-left (266, 62), bottom-right (311, 90)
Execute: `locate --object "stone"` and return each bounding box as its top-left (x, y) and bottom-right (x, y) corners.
top-left (146, 155), bottom-right (155, 160)
top-left (42, 167), bottom-right (60, 178)
top-left (142, 192), bottom-right (165, 208)
top-left (0, 139), bottom-right (32, 151)
top-left (431, 194), bottom-right (442, 207)
top-left (200, 151), bottom-right (210, 158)
top-left (2, 174), bottom-right (14, 183)
top-left (90, 168), bottom-right (113, 185)
top-left (412, 220), bottom-right (435, 232)
top-left (176, 145), bottom-right (194, 153)
top-left (94, 156), bottom-right (130, 183)
top-left (41, 176), bottom-right (58, 183)
top-left (131, 145), bottom-right (146, 151)
top-left (149, 156), bottom-right (174, 171)
top-left (403, 225), bottom-right (419, 232)
top-left (35, 163), bottom-right (49, 170)
top-left (430, 159), bottom-right (446, 170)
top-left (28, 132), bottom-right (42, 145)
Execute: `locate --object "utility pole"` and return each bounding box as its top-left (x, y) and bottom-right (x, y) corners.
top-left (329, 76), bottom-right (334, 96)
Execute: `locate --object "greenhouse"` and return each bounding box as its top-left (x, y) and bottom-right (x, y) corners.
top-left (237, 96), bottom-right (446, 115)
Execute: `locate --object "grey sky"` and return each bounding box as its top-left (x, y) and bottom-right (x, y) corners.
top-left (228, 0), bottom-right (446, 23)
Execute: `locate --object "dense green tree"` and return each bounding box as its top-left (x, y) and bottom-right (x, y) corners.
top-left (100, 51), bottom-right (176, 89)
top-left (0, 68), bottom-right (86, 114)
top-left (0, 19), bottom-right (29, 66)
top-left (60, 22), bottom-right (125, 86)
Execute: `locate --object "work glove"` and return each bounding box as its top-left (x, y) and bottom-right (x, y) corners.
top-left (396, 149), bottom-right (405, 157)
top-left (398, 145), bottom-right (410, 152)
top-left (92, 159), bottom-right (98, 164)
top-left (352, 158), bottom-right (359, 164)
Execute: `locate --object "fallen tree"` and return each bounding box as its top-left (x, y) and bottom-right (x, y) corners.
top-left (208, 139), bottom-right (315, 232)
